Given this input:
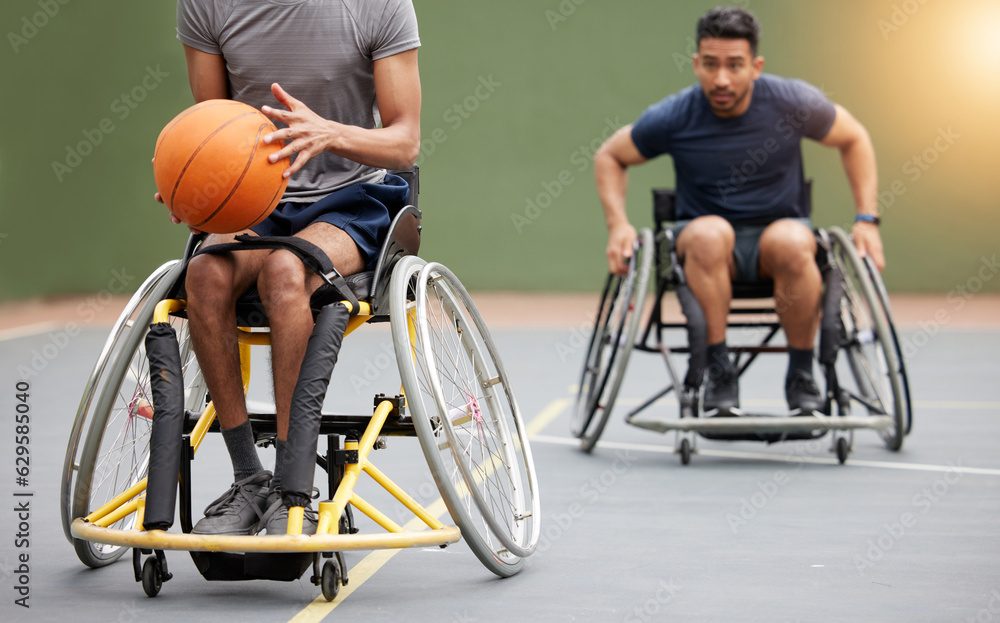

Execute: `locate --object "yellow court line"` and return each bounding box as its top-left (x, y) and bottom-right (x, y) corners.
top-left (0, 322), bottom-right (59, 342)
top-left (286, 398), bottom-right (569, 622)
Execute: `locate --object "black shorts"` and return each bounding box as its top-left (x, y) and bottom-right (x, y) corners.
top-left (251, 173), bottom-right (410, 271)
top-left (674, 217), bottom-right (812, 282)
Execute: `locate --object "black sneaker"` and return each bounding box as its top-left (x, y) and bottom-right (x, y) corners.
top-left (704, 369), bottom-right (739, 414)
top-left (786, 370), bottom-right (823, 413)
top-left (191, 470), bottom-right (271, 535)
top-left (258, 490), bottom-right (319, 536)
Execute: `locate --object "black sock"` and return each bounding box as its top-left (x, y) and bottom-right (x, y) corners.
top-left (220, 420), bottom-right (264, 481)
top-left (707, 341), bottom-right (734, 378)
top-left (787, 347), bottom-right (815, 379)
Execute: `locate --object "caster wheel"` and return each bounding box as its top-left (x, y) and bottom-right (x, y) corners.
top-left (321, 560), bottom-right (341, 601)
top-left (836, 437), bottom-right (850, 464)
top-left (679, 438), bottom-right (692, 465)
top-left (141, 557), bottom-right (162, 598)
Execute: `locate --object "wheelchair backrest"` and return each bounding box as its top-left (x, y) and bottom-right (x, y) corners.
top-left (369, 166), bottom-right (422, 314)
top-left (652, 179), bottom-right (813, 228)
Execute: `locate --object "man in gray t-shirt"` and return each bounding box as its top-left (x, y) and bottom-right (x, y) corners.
top-left (165, 0), bottom-right (421, 537)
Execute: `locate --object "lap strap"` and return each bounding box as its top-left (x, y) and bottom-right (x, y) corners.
top-left (195, 235), bottom-right (360, 314)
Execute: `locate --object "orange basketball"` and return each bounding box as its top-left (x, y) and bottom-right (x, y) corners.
top-left (153, 100), bottom-right (289, 234)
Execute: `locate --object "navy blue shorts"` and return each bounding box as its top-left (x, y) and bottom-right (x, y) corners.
top-left (251, 173), bottom-right (410, 271)
top-left (674, 217), bottom-right (812, 283)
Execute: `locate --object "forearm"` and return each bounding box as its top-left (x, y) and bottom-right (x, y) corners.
top-left (324, 122), bottom-right (420, 172)
top-left (839, 129), bottom-right (879, 217)
top-left (594, 149), bottom-right (631, 230)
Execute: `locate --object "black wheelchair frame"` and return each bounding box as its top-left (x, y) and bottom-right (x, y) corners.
top-left (572, 187), bottom-right (912, 465)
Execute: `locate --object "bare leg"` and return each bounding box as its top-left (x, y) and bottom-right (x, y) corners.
top-left (758, 220), bottom-right (821, 350)
top-left (676, 216), bottom-right (736, 346)
top-left (256, 222), bottom-right (365, 441)
top-left (185, 232), bottom-right (269, 430)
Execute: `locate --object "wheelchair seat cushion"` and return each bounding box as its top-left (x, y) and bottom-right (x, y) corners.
top-left (233, 271), bottom-right (374, 327)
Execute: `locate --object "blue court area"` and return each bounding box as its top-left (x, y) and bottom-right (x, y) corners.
top-left (2, 320), bottom-right (998, 622)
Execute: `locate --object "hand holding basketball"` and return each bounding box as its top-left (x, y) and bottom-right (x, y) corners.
top-left (262, 83), bottom-right (341, 179)
top-left (153, 100), bottom-right (290, 234)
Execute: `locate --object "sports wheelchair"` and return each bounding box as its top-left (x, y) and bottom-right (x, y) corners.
top-left (60, 169), bottom-right (540, 599)
top-left (571, 187), bottom-right (912, 465)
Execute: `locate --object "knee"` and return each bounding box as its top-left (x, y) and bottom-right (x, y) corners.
top-left (679, 216), bottom-right (734, 267)
top-left (760, 221), bottom-right (817, 276)
top-left (186, 254), bottom-right (237, 308)
top-left (257, 250), bottom-right (308, 307)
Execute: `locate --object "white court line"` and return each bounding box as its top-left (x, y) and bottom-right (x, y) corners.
top-left (0, 322), bottom-right (59, 342)
top-left (568, 387), bottom-right (1000, 411)
top-left (533, 434), bottom-right (1000, 477)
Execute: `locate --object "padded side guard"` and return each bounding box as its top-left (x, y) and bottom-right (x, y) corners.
top-left (282, 303), bottom-right (351, 508)
top-left (143, 322), bottom-right (185, 530)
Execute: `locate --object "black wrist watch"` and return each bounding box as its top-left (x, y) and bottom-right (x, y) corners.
top-left (855, 214), bottom-right (880, 226)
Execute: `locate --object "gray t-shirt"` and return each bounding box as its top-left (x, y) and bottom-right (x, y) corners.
top-left (177, 0), bottom-right (420, 202)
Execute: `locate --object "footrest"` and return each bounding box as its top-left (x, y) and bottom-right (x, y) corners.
top-left (627, 413), bottom-right (893, 437)
top-left (190, 551), bottom-right (313, 582)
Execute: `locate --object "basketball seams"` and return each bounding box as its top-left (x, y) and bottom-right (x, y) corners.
top-left (168, 110), bottom-right (259, 210)
top-left (153, 100), bottom-right (246, 163)
top-left (191, 122), bottom-right (270, 229)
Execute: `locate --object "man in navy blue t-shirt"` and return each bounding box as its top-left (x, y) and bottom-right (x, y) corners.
top-left (594, 6), bottom-right (884, 414)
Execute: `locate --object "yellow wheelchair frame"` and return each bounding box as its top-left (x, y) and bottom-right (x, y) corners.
top-left (62, 220), bottom-right (540, 599)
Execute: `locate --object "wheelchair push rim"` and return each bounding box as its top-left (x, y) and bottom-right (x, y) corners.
top-left (65, 261), bottom-right (208, 567)
top-left (390, 256), bottom-right (540, 576)
top-left (829, 226), bottom-right (908, 451)
top-left (572, 228), bottom-right (654, 451)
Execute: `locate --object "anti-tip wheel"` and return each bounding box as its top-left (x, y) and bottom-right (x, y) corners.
top-left (836, 437), bottom-right (850, 464)
top-left (321, 560), bottom-right (341, 601)
top-left (679, 438), bottom-right (692, 465)
top-left (141, 557), bottom-right (162, 598)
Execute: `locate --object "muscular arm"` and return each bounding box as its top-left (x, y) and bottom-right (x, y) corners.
top-left (594, 124), bottom-right (648, 274)
top-left (820, 104), bottom-right (885, 270)
top-left (157, 46), bottom-right (229, 228)
top-left (183, 45), bottom-right (229, 101)
top-left (262, 48), bottom-right (421, 176)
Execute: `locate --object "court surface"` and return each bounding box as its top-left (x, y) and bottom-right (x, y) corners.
top-left (1, 294), bottom-right (998, 622)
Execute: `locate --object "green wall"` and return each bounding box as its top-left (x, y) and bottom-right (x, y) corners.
top-left (2, 0), bottom-right (998, 299)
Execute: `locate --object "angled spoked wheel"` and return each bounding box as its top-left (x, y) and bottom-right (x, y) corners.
top-left (571, 228), bottom-right (653, 452)
top-left (829, 227), bottom-right (909, 451)
top-left (61, 260), bottom-right (207, 567)
top-left (390, 257), bottom-right (540, 577)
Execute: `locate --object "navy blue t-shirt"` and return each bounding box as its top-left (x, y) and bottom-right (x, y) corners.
top-left (631, 73), bottom-right (836, 223)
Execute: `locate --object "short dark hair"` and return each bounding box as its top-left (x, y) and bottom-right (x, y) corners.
top-left (696, 6), bottom-right (761, 57)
